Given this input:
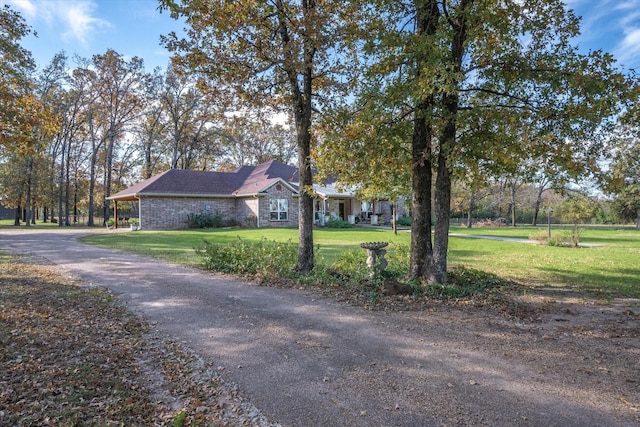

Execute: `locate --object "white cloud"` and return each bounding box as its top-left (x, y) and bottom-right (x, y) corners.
top-left (59, 1), bottom-right (110, 47)
top-left (616, 27), bottom-right (640, 64)
top-left (5, 0), bottom-right (110, 48)
top-left (5, 0), bottom-right (37, 17)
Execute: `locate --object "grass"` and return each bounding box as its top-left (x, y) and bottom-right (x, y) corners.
top-left (77, 225), bottom-right (640, 298)
top-left (81, 227), bottom-right (409, 267)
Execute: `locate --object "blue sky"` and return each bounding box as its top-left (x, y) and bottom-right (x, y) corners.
top-left (4, 0), bottom-right (182, 71)
top-left (4, 0), bottom-right (640, 72)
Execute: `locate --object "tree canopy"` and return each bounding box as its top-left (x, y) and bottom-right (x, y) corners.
top-left (317, 0), bottom-right (634, 283)
top-left (0, 5), bottom-right (57, 155)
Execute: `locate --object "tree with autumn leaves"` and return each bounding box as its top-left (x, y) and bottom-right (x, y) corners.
top-left (0, 5), bottom-right (58, 156)
top-left (317, 0), bottom-right (634, 283)
top-left (160, 0), bottom-right (359, 273)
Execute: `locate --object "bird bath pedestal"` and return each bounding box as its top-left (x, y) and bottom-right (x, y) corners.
top-left (360, 241), bottom-right (389, 277)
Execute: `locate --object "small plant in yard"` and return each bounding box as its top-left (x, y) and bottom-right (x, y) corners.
top-left (130, 218), bottom-right (139, 225)
top-left (172, 411), bottom-right (186, 427)
top-left (418, 267), bottom-right (506, 300)
top-left (555, 194), bottom-right (599, 247)
top-left (187, 211), bottom-right (224, 229)
top-left (325, 218), bottom-right (354, 228)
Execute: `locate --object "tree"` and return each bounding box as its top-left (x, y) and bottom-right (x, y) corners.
top-left (215, 113), bottom-right (297, 168)
top-left (159, 65), bottom-right (213, 170)
top-left (319, 0), bottom-right (631, 283)
top-left (607, 128), bottom-right (640, 228)
top-left (73, 50), bottom-right (147, 225)
top-left (556, 194), bottom-right (599, 246)
top-left (161, 0), bottom-right (356, 273)
top-left (135, 68), bottom-right (169, 179)
top-left (92, 50), bottom-right (147, 223)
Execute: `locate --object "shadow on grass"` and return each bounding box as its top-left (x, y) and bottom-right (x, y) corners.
top-left (536, 266), bottom-right (640, 298)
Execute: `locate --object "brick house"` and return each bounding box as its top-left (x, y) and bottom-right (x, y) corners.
top-left (108, 160), bottom-right (403, 230)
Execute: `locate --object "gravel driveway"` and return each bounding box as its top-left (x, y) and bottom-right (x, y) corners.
top-left (1, 229), bottom-right (638, 426)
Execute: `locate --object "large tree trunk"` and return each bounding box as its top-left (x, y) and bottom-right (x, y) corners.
top-left (636, 207), bottom-right (640, 229)
top-left (87, 151), bottom-right (97, 227)
top-left (408, 0), bottom-right (439, 281)
top-left (434, 123), bottom-right (453, 284)
top-left (277, 0), bottom-right (315, 274)
top-left (510, 184), bottom-right (517, 227)
top-left (63, 143), bottom-right (72, 226)
top-left (532, 184), bottom-right (545, 226)
top-left (409, 112), bottom-right (434, 280)
top-left (431, 0), bottom-right (472, 284)
top-left (24, 158), bottom-right (33, 228)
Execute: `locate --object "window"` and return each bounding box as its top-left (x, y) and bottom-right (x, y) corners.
top-left (270, 198), bottom-right (288, 221)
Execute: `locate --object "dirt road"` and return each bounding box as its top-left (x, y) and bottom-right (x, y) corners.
top-left (1, 229), bottom-right (638, 426)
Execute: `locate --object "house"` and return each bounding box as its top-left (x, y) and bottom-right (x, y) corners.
top-left (107, 160), bottom-right (403, 230)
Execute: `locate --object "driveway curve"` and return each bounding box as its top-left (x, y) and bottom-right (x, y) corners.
top-left (0, 229), bottom-right (637, 426)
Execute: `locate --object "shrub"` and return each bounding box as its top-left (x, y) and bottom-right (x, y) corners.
top-left (328, 249), bottom-right (370, 284)
top-left (396, 216), bottom-right (412, 226)
top-left (420, 267), bottom-right (504, 300)
top-left (385, 242), bottom-right (410, 277)
top-left (187, 211), bottom-right (224, 229)
top-left (196, 237), bottom-right (297, 280)
top-left (325, 218), bottom-right (354, 228)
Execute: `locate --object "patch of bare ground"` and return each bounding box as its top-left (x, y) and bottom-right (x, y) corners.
top-left (0, 255), bottom-right (279, 426)
top-left (316, 279), bottom-right (640, 424)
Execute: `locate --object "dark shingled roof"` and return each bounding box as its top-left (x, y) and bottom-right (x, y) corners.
top-left (108, 160), bottom-right (300, 201)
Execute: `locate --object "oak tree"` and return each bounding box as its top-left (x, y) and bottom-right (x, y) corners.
top-left (319, 0), bottom-right (632, 283)
top-left (160, 0), bottom-right (357, 273)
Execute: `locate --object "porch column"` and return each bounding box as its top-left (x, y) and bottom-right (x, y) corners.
top-left (114, 201), bottom-right (118, 229)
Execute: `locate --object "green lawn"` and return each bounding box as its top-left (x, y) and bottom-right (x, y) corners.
top-left (77, 225), bottom-right (640, 298)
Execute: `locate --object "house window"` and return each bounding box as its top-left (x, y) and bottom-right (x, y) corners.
top-left (270, 198), bottom-right (288, 221)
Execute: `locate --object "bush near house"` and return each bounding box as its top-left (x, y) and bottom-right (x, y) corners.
top-left (396, 216), bottom-right (412, 226)
top-left (187, 211), bottom-right (224, 229)
top-left (325, 218), bottom-right (354, 228)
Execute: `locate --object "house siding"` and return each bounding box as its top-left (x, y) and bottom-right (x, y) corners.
top-left (236, 197), bottom-right (259, 227)
top-left (140, 196), bottom-right (237, 230)
top-left (259, 184), bottom-right (298, 228)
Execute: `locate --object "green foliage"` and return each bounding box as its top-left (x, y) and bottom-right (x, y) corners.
top-left (196, 237), bottom-right (297, 280)
top-left (325, 218), bottom-right (354, 228)
top-left (187, 211), bottom-right (224, 229)
top-left (610, 185), bottom-right (640, 225)
top-left (420, 267), bottom-right (505, 300)
top-left (386, 242), bottom-right (410, 277)
top-left (555, 195), bottom-right (599, 245)
top-left (327, 249), bottom-right (370, 284)
top-left (396, 216), bottom-right (412, 226)
top-left (172, 411), bottom-right (186, 427)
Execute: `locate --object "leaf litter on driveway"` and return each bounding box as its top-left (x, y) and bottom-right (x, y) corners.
top-left (0, 255), bottom-right (279, 426)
